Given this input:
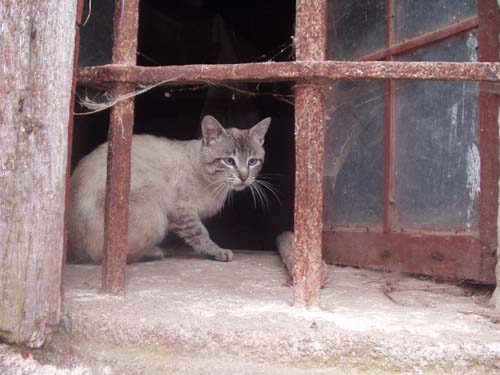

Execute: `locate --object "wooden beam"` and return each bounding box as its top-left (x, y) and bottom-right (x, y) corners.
top-left (0, 0), bottom-right (78, 347)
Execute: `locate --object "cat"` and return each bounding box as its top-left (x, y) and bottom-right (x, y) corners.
top-left (68, 115), bottom-right (271, 264)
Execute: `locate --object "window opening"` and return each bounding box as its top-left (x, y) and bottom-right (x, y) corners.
top-left (72, 0), bottom-right (500, 305)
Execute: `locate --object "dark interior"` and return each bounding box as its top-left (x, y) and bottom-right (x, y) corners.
top-left (73, 0), bottom-right (296, 251)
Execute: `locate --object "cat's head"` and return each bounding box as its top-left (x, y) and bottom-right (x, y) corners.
top-left (199, 115), bottom-right (271, 192)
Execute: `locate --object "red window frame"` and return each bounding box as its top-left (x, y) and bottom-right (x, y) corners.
top-left (323, 0), bottom-right (500, 284)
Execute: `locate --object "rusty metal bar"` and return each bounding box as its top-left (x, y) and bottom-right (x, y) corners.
top-left (323, 230), bottom-right (496, 284)
top-left (293, 0), bottom-right (327, 307)
top-left (383, 0), bottom-right (395, 233)
top-left (477, 0), bottom-right (500, 275)
top-left (102, 0), bottom-right (139, 293)
top-left (358, 16), bottom-right (479, 61)
top-left (78, 61), bottom-right (500, 88)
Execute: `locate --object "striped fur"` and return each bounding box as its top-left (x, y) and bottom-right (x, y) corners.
top-left (68, 115), bottom-right (270, 264)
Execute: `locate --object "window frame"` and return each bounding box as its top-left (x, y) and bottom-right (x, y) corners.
top-left (73, 0), bottom-right (500, 305)
top-left (323, 0), bottom-right (499, 285)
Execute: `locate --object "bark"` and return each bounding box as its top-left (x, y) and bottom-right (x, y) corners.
top-left (0, 0), bottom-right (77, 346)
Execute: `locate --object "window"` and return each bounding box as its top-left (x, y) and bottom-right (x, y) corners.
top-left (74, 0), bottom-right (499, 306)
top-left (323, 0), bottom-right (498, 285)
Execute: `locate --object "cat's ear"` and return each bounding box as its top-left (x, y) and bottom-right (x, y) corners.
top-left (201, 115), bottom-right (226, 145)
top-left (249, 117), bottom-right (271, 146)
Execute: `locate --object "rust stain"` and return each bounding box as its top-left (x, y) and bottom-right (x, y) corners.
top-left (293, 0), bottom-right (327, 307)
top-left (78, 60), bottom-right (500, 88)
top-left (323, 230), bottom-right (496, 284)
top-left (477, 0), bottom-right (500, 281)
top-left (295, 0), bottom-right (326, 61)
top-left (293, 85), bottom-right (326, 306)
top-left (102, 0), bottom-right (139, 294)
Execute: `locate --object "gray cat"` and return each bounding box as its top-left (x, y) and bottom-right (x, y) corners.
top-left (68, 115), bottom-right (271, 264)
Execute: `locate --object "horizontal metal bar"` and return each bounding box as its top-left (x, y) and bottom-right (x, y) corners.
top-left (323, 230), bottom-right (496, 284)
top-left (78, 61), bottom-right (500, 88)
top-left (357, 16), bottom-right (479, 61)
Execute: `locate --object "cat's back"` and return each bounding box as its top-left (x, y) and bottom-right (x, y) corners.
top-left (130, 134), bottom-right (190, 170)
top-left (71, 134), bottom-right (196, 195)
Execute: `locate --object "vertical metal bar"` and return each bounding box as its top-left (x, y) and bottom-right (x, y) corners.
top-left (383, 0), bottom-right (395, 233)
top-left (477, 0), bottom-right (500, 271)
top-left (102, 0), bottom-right (139, 293)
top-left (293, 0), bottom-right (327, 307)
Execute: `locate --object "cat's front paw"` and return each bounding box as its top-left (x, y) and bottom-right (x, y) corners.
top-left (213, 249), bottom-right (233, 262)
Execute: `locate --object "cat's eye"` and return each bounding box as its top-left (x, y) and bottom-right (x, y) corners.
top-left (248, 158), bottom-right (259, 167)
top-left (222, 157), bottom-right (236, 167)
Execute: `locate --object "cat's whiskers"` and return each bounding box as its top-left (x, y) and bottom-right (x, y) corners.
top-left (255, 173), bottom-right (284, 179)
top-left (206, 177), bottom-right (229, 189)
top-left (220, 185), bottom-right (233, 211)
top-left (255, 178), bottom-right (281, 206)
top-left (249, 181), bottom-right (269, 210)
top-left (208, 174), bottom-right (279, 212)
top-left (246, 177), bottom-right (282, 212)
top-left (219, 186), bottom-right (231, 211)
top-left (209, 177), bottom-right (231, 212)
top-left (214, 187), bottom-right (227, 212)
top-left (247, 177), bottom-right (258, 209)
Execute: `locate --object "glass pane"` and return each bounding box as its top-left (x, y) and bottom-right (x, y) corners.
top-left (78, 0), bottom-right (115, 67)
top-left (394, 33), bottom-right (479, 230)
top-left (327, 0), bottom-right (386, 60)
top-left (324, 81), bottom-right (386, 227)
top-left (395, 0), bottom-right (477, 43)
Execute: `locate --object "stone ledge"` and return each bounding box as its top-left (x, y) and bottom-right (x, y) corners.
top-left (5, 251), bottom-right (499, 374)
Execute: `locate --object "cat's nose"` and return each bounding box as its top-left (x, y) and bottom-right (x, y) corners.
top-left (238, 170), bottom-right (248, 182)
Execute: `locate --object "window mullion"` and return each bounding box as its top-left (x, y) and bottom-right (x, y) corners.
top-left (102, 0), bottom-right (139, 294)
top-left (293, 0), bottom-right (327, 307)
top-left (383, 0), bottom-right (395, 233)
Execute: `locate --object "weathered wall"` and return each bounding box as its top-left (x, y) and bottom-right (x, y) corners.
top-left (0, 0), bottom-right (77, 346)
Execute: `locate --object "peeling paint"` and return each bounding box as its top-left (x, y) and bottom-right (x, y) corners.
top-left (466, 144), bottom-right (481, 228)
top-left (466, 32), bottom-right (478, 62)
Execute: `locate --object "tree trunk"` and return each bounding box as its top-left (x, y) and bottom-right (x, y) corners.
top-left (0, 0), bottom-right (77, 347)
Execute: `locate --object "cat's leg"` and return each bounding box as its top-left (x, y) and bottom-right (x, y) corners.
top-left (127, 195), bottom-right (168, 263)
top-left (169, 209), bottom-right (233, 262)
top-left (140, 246), bottom-right (165, 262)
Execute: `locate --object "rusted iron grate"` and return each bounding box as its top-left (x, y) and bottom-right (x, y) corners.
top-left (75, 0), bottom-right (500, 304)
